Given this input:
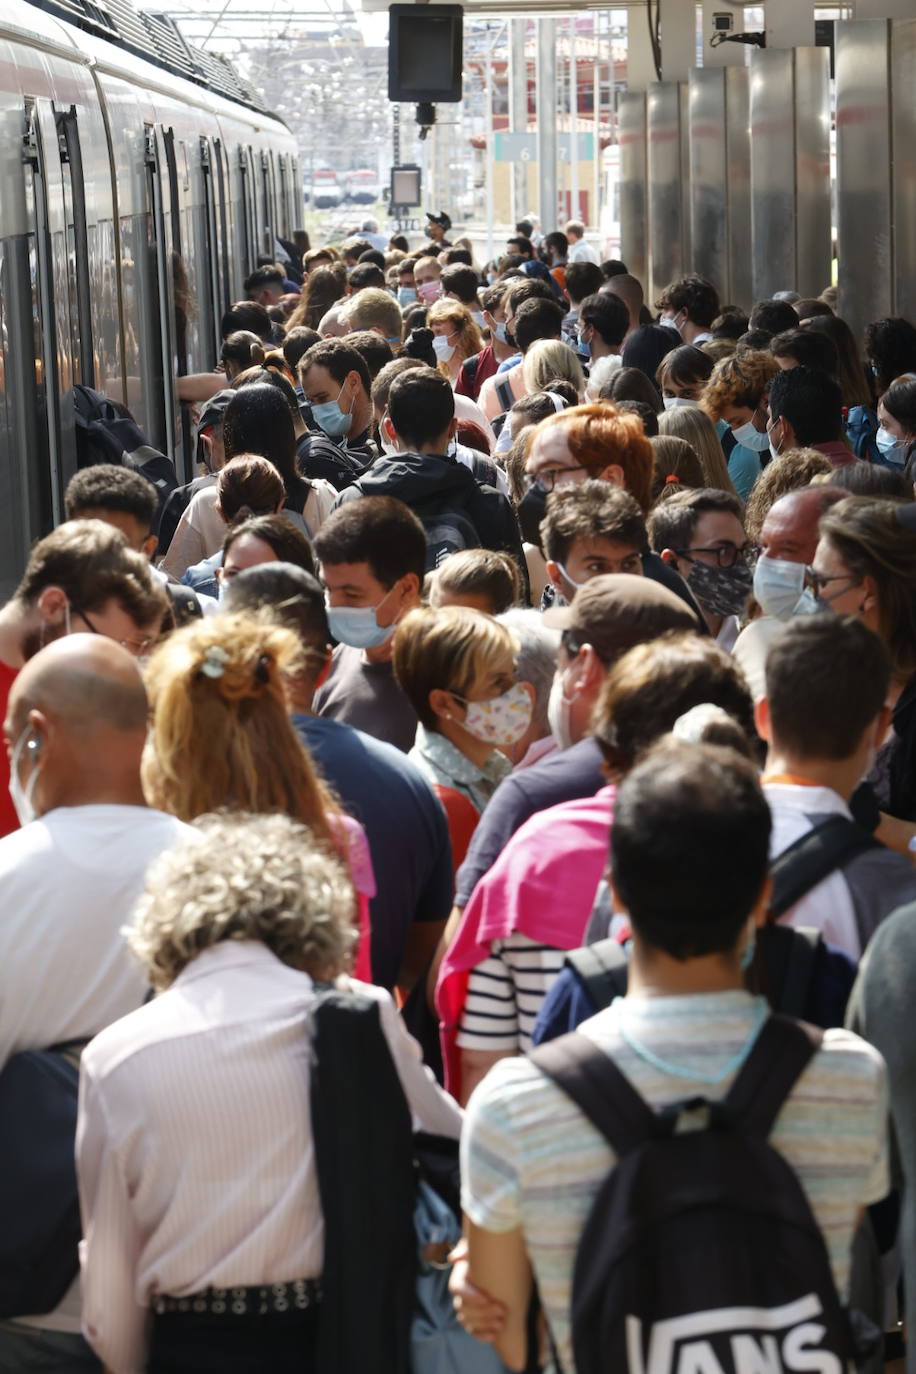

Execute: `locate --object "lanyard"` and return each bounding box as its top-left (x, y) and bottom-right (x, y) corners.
top-left (761, 772), bottom-right (823, 787)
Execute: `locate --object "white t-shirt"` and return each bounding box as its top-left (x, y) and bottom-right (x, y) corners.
top-left (567, 238), bottom-right (600, 265)
top-left (0, 804), bottom-right (192, 1330)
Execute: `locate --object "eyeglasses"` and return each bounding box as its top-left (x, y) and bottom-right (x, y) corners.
top-left (804, 568), bottom-right (860, 602)
top-left (673, 542), bottom-right (758, 570)
top-left (523, 465), bottom-right (588, 494)
top-left (73, 607), bottom-right (156, 659)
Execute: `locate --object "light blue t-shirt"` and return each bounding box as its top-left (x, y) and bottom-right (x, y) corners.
top-left (728, 443), bottom-right (762, 502)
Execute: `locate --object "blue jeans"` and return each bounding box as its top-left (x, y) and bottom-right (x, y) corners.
top-left (0, 1320), bottom-right (101, 1373)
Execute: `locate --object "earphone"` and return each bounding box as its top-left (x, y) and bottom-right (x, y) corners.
top-left (26, 734), bottom-right (41, 758)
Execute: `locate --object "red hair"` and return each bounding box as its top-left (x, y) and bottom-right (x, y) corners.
top-left (529, 402), bottom-right (653, 513)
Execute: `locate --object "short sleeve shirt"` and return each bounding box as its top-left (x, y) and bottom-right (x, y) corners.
top-left (462, 991), bottom-right (888, 1373)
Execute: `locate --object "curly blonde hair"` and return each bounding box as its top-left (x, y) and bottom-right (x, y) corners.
top-left (142, 612), bottom-right (335, 836)
top-left (128, 811), bottom-right (356, 989)
top-left (426, 299), bottom-right (483, 372)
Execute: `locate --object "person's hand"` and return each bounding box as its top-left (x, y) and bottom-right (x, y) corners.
top-left (448, 1238), bottom-right (507, 1342)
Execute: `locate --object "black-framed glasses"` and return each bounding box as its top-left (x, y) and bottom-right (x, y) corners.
top-left (523, 466), bottom-right (588, 494)
top-left (673, 542), bottom-right (758, 570)
top-left (804, 568), bottom-right (859, 602)
top-left (73, 607), bottom-right (156, 658)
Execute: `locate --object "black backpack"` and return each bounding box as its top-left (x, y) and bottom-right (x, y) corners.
top-left (0, 1042), bottom-right (84, 1317)
top-left (71, 386), bottom-right (178, 521)
top-left (533, 1016), bottom-right (852, 1374)
top-left (420, 508), bottom-right (481, 572)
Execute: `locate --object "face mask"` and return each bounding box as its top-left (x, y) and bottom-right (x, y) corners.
top-left (397, 285), bottom-right (418, 306)
top-left (877, 426), bottom-right (906, 465)
top-left (767, 418), bottom-right (784, 463)
top-left (417, 280), bottom-right (441, 303)
top-left (470, 311), bottom-right (485, 330)
top-left (9, 725), bottom-right (41, 827)
top-left (495, 423), bottom-right (514, 455)
top-left (577, 335), bottom-right (591, 359)
top-left (547, 667), bottom-right (576, 750)
top-left (311, 382), bottom-right (353, 440)
top-left (663, 396), bottom-right (696, 410)
top-left (753, 554), bottom-right (810, 622)
top-left (686, 559), bottom-right (754, 620)
top-left (732, 420), bottom-right (772, 453)
top-left (659, 313), bottom-right (683, 334)
top-left (325, 593), bottom-right (396, 650)
top-left (555, 562), bottom-right (584, 596)
top-left (493, 321), bottom-right (510, 346)
top-left (433, 335), bottom-right (456, 363)
top-left (740, 929), bottom-right (756, 973)
top-left (452, 683), bottom-right (533, 747)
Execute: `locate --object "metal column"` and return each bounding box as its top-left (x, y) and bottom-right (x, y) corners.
top-left (619, 90), bottom-right (648, 289)
top-left (537, 17), bottom-right (558, 231)
top-left (647, 82), bottom-right (684, 305)
top-left (726, 67), bottom-right (752, 310)
top-left (688, 68), bottom-right (728, 300)
top-left (892, 20), bottom-right (916, 322)
top-left (509, 18), bottom-right (528, 228)
top-left (569, 17), bottom-right (579, 224)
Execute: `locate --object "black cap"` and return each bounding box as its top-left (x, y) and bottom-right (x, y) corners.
top-left (426, 209), bottom-right (452, 231)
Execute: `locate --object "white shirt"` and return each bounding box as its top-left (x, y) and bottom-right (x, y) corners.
top-left (77, 940), bottom-right (462, 1374)
top-left (0, 803), bottom-right (191, 1331)
top-left (567, 238), bottom-right (600, 265)
top-left (764, 782), bottom-right (860, 956)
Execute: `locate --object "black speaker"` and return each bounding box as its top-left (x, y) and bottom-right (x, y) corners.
top-left (388, 4), bottom-right (463, 104)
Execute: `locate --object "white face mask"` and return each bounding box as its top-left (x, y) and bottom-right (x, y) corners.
top-left (433, 335), bottom-right (456, 363)
top-left (378, 413), bottom-right (399, 456)
top-left (9, 725), bottom-right (42, 827)
top-left (753, 554), bottom-right (812, 623)
top-left (470, 311), bottom-right (485, 330)
top-left (659, 313), bottom-right (683, 334)
top-left (732, 420), bottom-right (772, 453)
top-left (663, 396), bottom-right (696, 410)
top-left (547, 666), bottom-right (576, 750)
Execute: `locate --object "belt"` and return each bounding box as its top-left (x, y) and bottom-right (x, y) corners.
top-left (154, 1279), bottom-right (322, 1318)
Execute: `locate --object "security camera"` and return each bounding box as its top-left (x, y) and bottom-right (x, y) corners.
top-left (713, 12), bottom-right (733, 32)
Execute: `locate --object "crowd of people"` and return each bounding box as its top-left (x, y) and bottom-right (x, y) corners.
top-left (6, 204), bottom-right (916, 1374)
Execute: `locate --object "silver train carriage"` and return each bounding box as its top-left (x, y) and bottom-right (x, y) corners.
top-left (0, 0), bottom-right (300, 595)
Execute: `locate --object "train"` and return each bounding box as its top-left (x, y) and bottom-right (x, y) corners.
top-left (0, 0), bottom-right (301, 595)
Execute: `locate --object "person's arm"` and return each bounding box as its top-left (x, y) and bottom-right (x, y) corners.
top-left (175, 372), bottom-right (226, 403)
top-left (373, 985), bottom-right (463, 1136)
top-left (398, 917), bottom-right (447, 996)
top-left (462, 1219), bottom-right (532, 1369)
top-left (76, 1062), bottom-right (150, 1374)
top-left (874, 811), bottom-right (916, 862)
top-left (428, 902), bottom-right (465, 1014)
top-left (461, 1046), bottom-right (514, 1106)
top-left (456, 950), bottom-right (521, 1106)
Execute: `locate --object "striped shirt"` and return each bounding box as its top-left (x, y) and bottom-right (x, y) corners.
top-left (455, 932), bottom-right (567, 1054)
top-left (462, 990), bottom-right (888, 1374)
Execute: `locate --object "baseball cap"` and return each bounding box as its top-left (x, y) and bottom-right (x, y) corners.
top-left (542, 573), bottom-right (697, 667)
top-left (426, 209), bottom-right (452, 231)
top-left (195, 389), bottom-right (235, 468)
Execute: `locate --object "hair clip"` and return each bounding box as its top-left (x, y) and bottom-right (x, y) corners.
top-left (255, 653), bottom-right (270, 684)
top-left (665, 474), bottom-right (681, 485)
top-left (199, 645), bottom-right (230, 679)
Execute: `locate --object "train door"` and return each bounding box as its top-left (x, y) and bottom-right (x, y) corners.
top-left (212, 136), bottom-right (231, 311)
top-left (240, 144), bottom-right (256, 278)
top-left (277, 153), bottom-right (289, 240)
top-left (21, 96), bottom-right (86, 532)
top-left (142, 122), bottom-right (178, 469)
top-left (197, 136), bottom-right (222, 363)
top-left (260, 149), bottom-right (273, 256)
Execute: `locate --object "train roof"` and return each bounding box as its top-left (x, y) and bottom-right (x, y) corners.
top-left (26, 0), bottom-right (274, 116)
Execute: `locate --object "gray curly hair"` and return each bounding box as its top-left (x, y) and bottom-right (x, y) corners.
top-left (128, 811), bottom-right (357, 990)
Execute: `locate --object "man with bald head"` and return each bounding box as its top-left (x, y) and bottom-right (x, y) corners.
top-left (0, 635), bottom-right (190, 1370)
top-left (734, 485), bottom-right (845, 697)
top-left (0, 519), bottom-right (166, 838)
top-left (601, 273), bottom-right (645, 335)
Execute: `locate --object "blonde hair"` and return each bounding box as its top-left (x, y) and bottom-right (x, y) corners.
top-left (657, 406), bottom-right (737, 498)
top-left (128, 812), bottom-right (355, 990)
top-left (142, 612), bottom-right (335, 837)
top-left (392, 605), bottom-right (519, 731)
top-left (522, 339), bottom-right (585, 398)
top-left (426, 299), bottom-right (483, 373)
top-left (428, 549), bottom-right (522, 614)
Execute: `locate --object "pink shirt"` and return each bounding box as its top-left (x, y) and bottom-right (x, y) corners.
top-left (436, 785), bottom-right (615, 1093)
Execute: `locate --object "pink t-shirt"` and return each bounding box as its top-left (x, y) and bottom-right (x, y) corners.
top-left (436, 785), bottom-right (615, 1093)
top-left (330, 813), bottom-right (376, 983)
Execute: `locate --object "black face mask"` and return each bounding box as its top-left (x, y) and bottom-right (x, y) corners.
top-left (504, 326), bottom-right (516, 349)
top-left (517, 484), bottom-right (547, 549)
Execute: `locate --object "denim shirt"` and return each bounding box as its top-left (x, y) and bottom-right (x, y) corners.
top-left (408, 724), bottom-right (512, 816)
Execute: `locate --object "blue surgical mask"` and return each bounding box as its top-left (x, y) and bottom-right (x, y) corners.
top-left (311, 382), bottom-right (353, 440)
top-left (494, 321), bottom-right (510, 345)
top-left (753, 554), bottom-right (818, 622)
top-left (877, 426), bottom-right (906, 465)
top-left (577, 335), bottom-right (591, 359)
top-left (733, 420), bottom-right (772, 453)
top-left (325, 593), bottom-right (396, 650)
top-left (397, 285), bottom-right (418, 306)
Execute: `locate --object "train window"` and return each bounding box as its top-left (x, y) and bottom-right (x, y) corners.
top-left (197, 137), bottom-right (220, 364)
top-left (239, 146), bottom-right (255, 278)
top-left (55, 106), bottom-right (95, 389)
top-left (143, 123), bottom-right (176, 464)
top-left (261, 149), bottom-right (272, 257)
top-left (278, 154), bottom-right (288, 239)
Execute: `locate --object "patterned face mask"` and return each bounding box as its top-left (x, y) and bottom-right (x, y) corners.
top-left (451, 682), bottom-right (533, 746)
top-left (685, 559), bottom-right (754, 620)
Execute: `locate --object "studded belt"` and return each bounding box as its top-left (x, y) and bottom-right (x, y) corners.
top-left (153, 1278), bottom-right (323, 1318)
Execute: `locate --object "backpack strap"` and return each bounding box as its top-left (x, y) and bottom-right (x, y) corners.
top-left (565, 939), bottom-right (629, 1012)
top-left (463, 353), bottom-right (480, 391)
top-left (495, 376), bottom-right (515, 414)
top-left (531, 1032), bottom-right (657, 1156)
top-left (722, 1014), bottom-right (823, 1139)
top-left (765, 925), bottom-right (821, 1018)
top-left (769, 814), bottom-right (879, 921)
